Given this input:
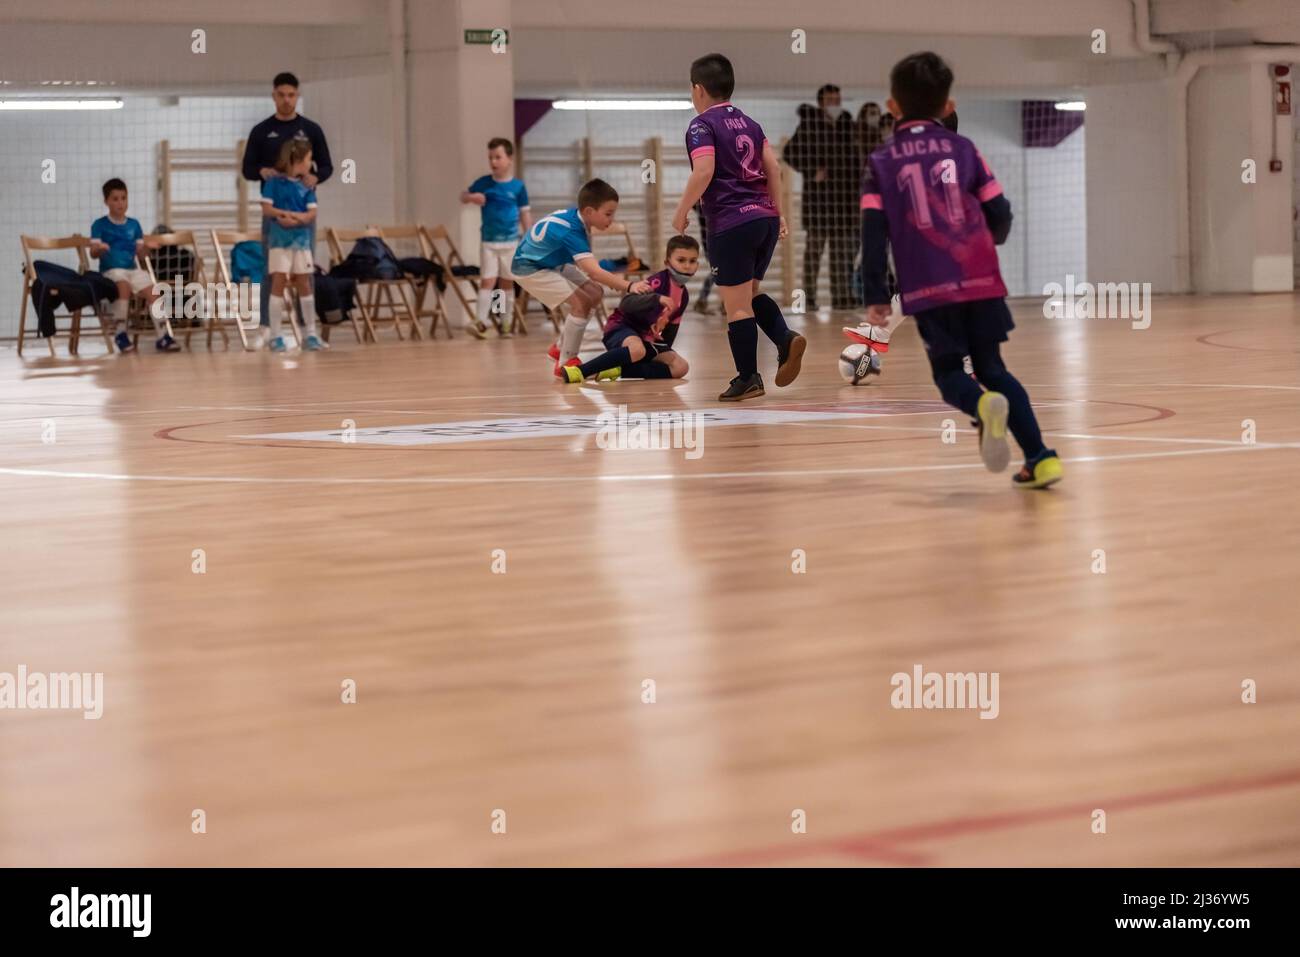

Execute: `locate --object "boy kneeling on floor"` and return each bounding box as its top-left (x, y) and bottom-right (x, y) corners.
top-left (556, 235), bottom-right (697, 383)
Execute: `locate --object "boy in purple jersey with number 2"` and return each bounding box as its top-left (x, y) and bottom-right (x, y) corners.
top-left (860, 52), bottom-right (1062, 489)
top-left (672, 53), bottom-right (806, 402)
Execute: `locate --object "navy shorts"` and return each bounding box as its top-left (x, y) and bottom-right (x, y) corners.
top-left (913, 298), bottom-right (1015, 359)
top-left (603, 325), bottom-right (669, 356)
top-left (707, 216), bottom-right (780, 286)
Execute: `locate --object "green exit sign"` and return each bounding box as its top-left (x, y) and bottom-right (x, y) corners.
top-left (464, 29), bottom-right (508, 45)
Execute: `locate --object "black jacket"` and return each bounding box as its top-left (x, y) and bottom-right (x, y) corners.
top-left (240, 114), bottom-right (333, 184)
top-left (782, 103), bottom-right (859, 230)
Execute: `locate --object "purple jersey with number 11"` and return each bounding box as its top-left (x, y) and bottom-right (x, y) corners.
top-left (861, 118), bottom-right (1008, 314)
top-left (686, 102), bottom-right (778, 236)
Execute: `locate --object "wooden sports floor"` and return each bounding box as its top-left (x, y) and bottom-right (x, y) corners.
top-left (0, 292), bottom-right (1297, 867)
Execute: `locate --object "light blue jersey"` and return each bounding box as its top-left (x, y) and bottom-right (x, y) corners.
top-left (90, 215), bottom-right (143, 271)
top-left (510, 207), bottom-right (593, 276)
top-left (467, 174), bottom-right (530, 243)
top-left (260, 175), bottom-right (317, 250)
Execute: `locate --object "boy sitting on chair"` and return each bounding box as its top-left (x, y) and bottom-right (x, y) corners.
top-left (89, 178), bottom-right (180, 353)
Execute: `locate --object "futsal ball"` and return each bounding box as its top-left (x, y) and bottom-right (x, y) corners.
top-left (839, 343), bottom-right (877, 385)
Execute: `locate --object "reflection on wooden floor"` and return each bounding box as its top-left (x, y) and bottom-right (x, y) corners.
top-left (0, 293), bottom-right (1298, 866)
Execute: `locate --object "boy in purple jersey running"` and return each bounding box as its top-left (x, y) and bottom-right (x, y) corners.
top-left (671, 53), bottom-right (806, 402)
top-left (860, 52), bottom-right (1061, 489)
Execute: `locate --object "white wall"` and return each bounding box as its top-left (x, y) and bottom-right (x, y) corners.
top-left (407, 0), bottom-right (516, 263)
top-left (1085, 79), bottom-right (1182, 292)
top-left (1189, 61), bottom-right (1296, 293)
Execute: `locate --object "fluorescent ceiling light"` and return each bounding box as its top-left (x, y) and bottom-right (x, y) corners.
top-left (552, 99), bottom-right (692, 111)
top-left (1054, 101), bottom-right (1086, 112)
top-left (0, 99), bottom-right (123, 111)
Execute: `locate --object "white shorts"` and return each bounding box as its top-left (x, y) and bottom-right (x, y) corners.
top-left (479, 241), bottom-right (517, 282)
top-left (515, 264), bottom-right (590, 309)
top-left (103, 268), bottom-right (154, 294)
top-left (267, 247), bottom-right (314, 275)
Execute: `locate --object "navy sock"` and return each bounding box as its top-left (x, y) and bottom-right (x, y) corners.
top-left (751, 294), bottom-right (792, 347)
top-left (969, 345), bottom-right (1047, 460)
top-left (622, 360), bottom-right (673, 379)
top-left (579, 347), bottom-right (630, 380)
top-left (934, 367), bottom-right (983, 419)
top-left (928, 354), bottom-right (982, 418)
top-left (726, 317), bottom-right (759, 377)
top-left (976, 368), bottom-right (1046, 460)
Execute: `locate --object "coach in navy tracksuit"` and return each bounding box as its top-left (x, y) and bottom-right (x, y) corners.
top-left (241, 72), bottom-right (334, 330)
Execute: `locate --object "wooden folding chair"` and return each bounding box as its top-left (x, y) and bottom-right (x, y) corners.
top-left (211, 229), bottom-right (288, 351)
top-left (18, 234), bottom-right (114, 357)
top-left (143, 230), bottom-right (207, 349)
top-left (373, 225), bottom-right (446, 339)
top-left (421, 223), bottom-right (532, 338)
top-left (325, 227), bottom-right (419, 343)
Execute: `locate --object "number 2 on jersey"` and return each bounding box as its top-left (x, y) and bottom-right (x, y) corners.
top-left (736, 135), bottom-right (762, 181)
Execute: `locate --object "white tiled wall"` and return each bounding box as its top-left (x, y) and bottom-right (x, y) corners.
top-left (1, 95), bottom-right (270, 339)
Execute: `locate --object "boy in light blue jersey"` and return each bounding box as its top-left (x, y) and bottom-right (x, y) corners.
top-left (512, 178), bottom-right (651, 375)
top-left (259, 138), bottom-right (322, 352)
top-left (460, 137), bottom-right (531, 338)
top-left (89, 178), bottom-right (179, 353)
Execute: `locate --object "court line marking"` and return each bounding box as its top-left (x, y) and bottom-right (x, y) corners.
top-left (663, 766), bottom-right (1300, 867)
top-left (0, 381), bottom-right (1295, 417)
top-left (1, 442), bottom-right (1295, 486)
top-left (787, 421), bottom-right (1295, 447)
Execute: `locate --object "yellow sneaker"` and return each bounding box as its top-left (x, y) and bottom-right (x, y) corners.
top-left (976, 391), bottom-right (1010, 473)
top-left (595, 367), bottom-right (621, 382)
top-left (1013, 455), bottom-right (1063, 489)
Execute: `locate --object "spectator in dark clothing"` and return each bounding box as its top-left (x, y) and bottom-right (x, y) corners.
top-left (241, 72), bottom-right (333, 333)
top-left (782, 83), bottom-right (859, 310)
top-left (856, 101), bottom-right (888, 167)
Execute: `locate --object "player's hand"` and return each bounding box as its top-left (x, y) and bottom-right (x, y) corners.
top-left (778, 217), bottom-right (789, 240)
top-left (469, 193), bottom-right (487, 206)
top-left (628, 280), bottom-right (652, 295)
top-left (259, 167), bottom-right (278, 180)
top-left (277, 214), bottom-right (298, 228)
top-left (865, 304), bottom-right (892, 326)
top-left (671, 211), bottom-right (688, 234)
top-left (814, 167), bottom-right (828, 183)
top-left (301, 173), bottom-right (319, 188)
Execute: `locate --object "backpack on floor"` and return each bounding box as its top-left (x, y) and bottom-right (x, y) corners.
top-left (312, 267), bottom-right (357, 324)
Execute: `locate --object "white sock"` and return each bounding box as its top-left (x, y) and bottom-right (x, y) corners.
top-left (299, 294), bottom-right (317, 336)
top-left (112, 298), bottom-right (127, 332)
top-left (559, 314), bottom-right (588, 363)
top-left (150, 300), bottom-right (168, 337)
top-left (270, 295), bottom-right (286, 337)
top-left (475, 288), bottom-right (493, 327)
top-left (500, 290), bottom-right (514, 324)
top-left (882, 295), bottom-right (907, 340)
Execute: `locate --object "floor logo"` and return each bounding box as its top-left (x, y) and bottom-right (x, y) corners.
top-left (238, 404), bottom-right (953, 447)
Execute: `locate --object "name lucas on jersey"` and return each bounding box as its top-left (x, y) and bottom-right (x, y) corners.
top-left (886, 137), bottom-right (954, 160)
